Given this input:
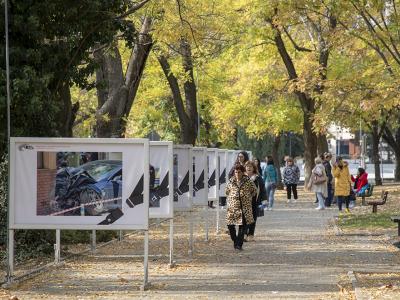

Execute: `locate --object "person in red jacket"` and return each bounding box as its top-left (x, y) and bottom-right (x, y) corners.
top-left (351, 168), bottom-right (368, 194)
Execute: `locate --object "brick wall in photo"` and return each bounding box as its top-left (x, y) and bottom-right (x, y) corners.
top-left (37, 169), bottom-right (57, 215)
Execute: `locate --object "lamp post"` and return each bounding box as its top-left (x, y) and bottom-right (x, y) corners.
top-left (5, 0), bottom-right (13, 283)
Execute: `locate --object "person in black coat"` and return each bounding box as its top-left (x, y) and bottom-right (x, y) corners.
top-left (323, 153), bottom-right (334, 206)
top-left (244, 160), bottom-right (266, 241)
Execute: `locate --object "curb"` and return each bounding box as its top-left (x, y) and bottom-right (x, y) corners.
top-left (347, 270), bottom-right (365, 300)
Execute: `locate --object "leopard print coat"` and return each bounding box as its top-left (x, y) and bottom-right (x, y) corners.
top-left (225, 175), bottom-right (257, 225)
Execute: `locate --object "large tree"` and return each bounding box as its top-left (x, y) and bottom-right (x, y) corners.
top-left (94, 16), bottom-right (153, 138)
top-left (245, 1), bottom-right (337, 182)
top-left (0, 0), bottom-right (150, 155)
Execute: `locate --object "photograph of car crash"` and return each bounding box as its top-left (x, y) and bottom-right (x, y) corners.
top-left (37, 151), bottom-right (123, 216)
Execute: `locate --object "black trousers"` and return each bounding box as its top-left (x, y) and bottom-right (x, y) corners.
top-left (247, 202), bottom-right (258, 236)
top-left (337, 196), bottom-right (350, 211)
top-left (228, 217), bottom-right (247, 248)
top-left (286, 184), bottom-right (298, 199)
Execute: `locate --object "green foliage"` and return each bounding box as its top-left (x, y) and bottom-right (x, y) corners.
top-left (60, 230), bottom-right (118, 244)
top-left (0, 0), bottom-right (138, 155)
top-left (338, 211), bottom-right (399, 230)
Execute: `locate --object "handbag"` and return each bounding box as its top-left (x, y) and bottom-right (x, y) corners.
top-left (313, 173), bottom-right (327, 185)
top-left (257, 204), bottom-right (265, 217)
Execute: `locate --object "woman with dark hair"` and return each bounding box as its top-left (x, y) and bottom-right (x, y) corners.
top-left (225, 163), bottom-right (256, 250)
top-left (282, 157), bottom-right (300, 203)
top-left (244, 161), bottom-right (266, 241)
top-left (351, 167), bottom-right (369, 195)
top-left (262, 156), bottom-right (278, 210)
top-left (253, 158), bottom-right (263, 175)
top-left (228, 151), bottom-right (249, 178)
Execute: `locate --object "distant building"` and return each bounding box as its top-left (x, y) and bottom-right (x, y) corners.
top-left (327, 125), bottom-right (359, 158)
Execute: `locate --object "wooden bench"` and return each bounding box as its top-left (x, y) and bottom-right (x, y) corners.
top-left (391, 216), bottom-right (400, 236)
top-left (357, 184), bottom-right (374, 206)
top-left (367, 190), bottom-right (388, 213)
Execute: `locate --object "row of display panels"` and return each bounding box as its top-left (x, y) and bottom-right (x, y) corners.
top-left (9, 138), bottom-right (250, 230)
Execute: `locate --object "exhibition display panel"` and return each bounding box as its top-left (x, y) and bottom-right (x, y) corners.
top-left (173, 145), bottom-right (193, 211)
top-left (10, 137), bottom-right (149, 230)
top-left (218, 150), bottom-right (228, 197)
top-left (227, 150), bottom-right (236, 179)
top-left (192, 147), bottom-right (208, 206)
top-left (207, 149), bottom-right (219, 201)
top-left (149, 141), bottom-right (174, 219)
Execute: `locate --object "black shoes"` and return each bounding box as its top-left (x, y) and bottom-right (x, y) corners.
top-left (234, 245), bottom-right (243, 251)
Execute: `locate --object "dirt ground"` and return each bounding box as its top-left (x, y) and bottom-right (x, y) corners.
top-left (1, 188), bottom-right (400, 299)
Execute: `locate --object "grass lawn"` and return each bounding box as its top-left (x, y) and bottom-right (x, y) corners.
top-left (338, 211), bottom-right (400, 229)
top-left (337, 184), bottom-right (400, 231)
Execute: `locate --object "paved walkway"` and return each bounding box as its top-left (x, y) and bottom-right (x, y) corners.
top-left (2, 193), bottom-right (400, 299)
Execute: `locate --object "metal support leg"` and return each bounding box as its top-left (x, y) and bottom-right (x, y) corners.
top-left (6, 229), bottom-right (14, 283)
top-left (54, 229), bottom-right (61, 264)
top-left (168, 218), bottom-right (176, 268)
top-left (140, 230), bottom-right (151, 291)
top-left (91, 230), bottom-right (96, 253)
top-left (205, 207), bottom-right (209, 242)
top-left (216, 200), bottom-right (220, 234)
top-left (119, 230), bottom-right (123, 242)
top-left (188, 211), bottom-right (194, 257)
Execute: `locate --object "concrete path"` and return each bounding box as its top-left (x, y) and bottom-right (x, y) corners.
top-left (3, 193), bottom-right (400, 299)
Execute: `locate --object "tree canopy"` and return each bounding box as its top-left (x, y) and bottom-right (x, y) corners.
top-left (2, 0), bottom-right (400, 180)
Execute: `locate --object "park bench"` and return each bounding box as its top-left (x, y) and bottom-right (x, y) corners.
top-left (367, 190), bottom-right (388, 213)
top-left (358, 184), bottom-right (374, 206)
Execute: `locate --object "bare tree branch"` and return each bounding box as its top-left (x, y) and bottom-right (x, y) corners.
top-left (282, 26), bottom-right (313, 52)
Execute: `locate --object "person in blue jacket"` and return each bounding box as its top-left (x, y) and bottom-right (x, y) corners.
top-left (262, 156), bottom-right (278, 210)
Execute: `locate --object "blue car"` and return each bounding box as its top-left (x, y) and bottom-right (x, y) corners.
top-left (54, 160), bottom-right (122, 216)
top-left (79, 160), bottom-right (122, 215)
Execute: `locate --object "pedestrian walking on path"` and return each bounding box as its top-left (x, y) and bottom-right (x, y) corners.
top-left (253, 157), bottom-right (263, 175)
top-left (225, 164), bottom-right (256, 250)
top-left (262, 156), bottom-right (278, 210)
top-left (332, 156), bottom-right (352, 213)
top-left (245, 161), bottom-right (266, 241)
top-left (282, 157), bottom-right (300, 203)
top-left (228, 151), bottom-right (249, 178)
top-left (323, 153), bottom-right (334, 207)
top-left (307, 157), bottom-right (328, 210)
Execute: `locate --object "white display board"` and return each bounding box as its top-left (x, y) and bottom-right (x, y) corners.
top-left (10, 137), bottom-right (149, 230)
top-left (218, 150), bottom-right (228, 197)
top-left (248, 151), bottom-right (253, 160)
top-left (227, 150), bottom-right (237, 179)
top-left (207, 149), bottom-right (219, 201)
top-left (192, 147), bottom-right (208, 206)
top-left (173, 145), bottom-right (193, 211)
top-left (149, 142), bottom-right (173, 219)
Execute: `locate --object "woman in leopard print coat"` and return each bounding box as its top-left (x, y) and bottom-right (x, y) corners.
top-left (225, 164), bottom-right (257, 250)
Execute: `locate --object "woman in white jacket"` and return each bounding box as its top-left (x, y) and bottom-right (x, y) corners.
top-left (308, 157), bottom-right (328, 210)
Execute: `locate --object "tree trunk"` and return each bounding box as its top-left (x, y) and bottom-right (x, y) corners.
top-left (382, 124), bottom-right (400, 182)
top-left (56, 81), bottom-right (78, 137)
top-left (94, 17), bottom-right (152, 138)
top-left (271, 134), bottom-right (283, 189)
top-left (371, 122), bottom-right (382, 185)
top-left (317, 134), bottom-right (329, 155)
top-left (394, 149), bottom-right (400, 181)
top-left (157, 39), bottom-right (198, 145)
top-left (303, 112), bottom-right (318, 184)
